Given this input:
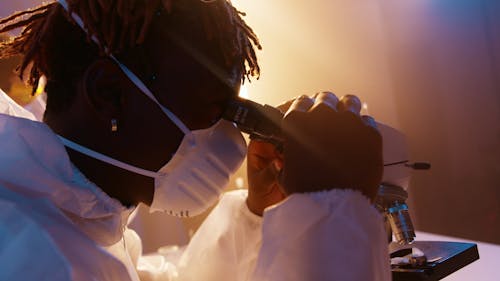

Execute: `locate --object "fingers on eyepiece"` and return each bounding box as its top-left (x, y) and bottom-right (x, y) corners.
top-left (337, 94), bottom-right (362, 115)
top-left (287, 95), bottom-right (315, 113)
top-left (312, 91), bottom-right (339, 112)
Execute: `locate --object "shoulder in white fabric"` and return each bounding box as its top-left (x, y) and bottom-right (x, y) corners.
top-left (0, 88), bottom-right (37, 120)
top-left (252, 189), bottom-right (391, 281)
top-left (0, 112), bottom-right (131, 246)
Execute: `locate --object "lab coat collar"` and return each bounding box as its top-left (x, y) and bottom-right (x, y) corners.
top-left (0, 113), bottom-right (133, 245)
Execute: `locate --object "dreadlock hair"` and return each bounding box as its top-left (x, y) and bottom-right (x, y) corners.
top-left (0, 0), bottom-right (261, 114)
top-left (0, 34), bottom-right (20, 93)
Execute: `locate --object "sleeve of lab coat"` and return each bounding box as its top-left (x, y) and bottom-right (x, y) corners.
top-left (251, 189), bottom-right (391, 281)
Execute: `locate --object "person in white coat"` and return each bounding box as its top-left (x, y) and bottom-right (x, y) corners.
top-left (0, 0), bottom-right (389, 280)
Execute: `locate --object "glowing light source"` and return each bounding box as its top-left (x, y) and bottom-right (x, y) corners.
top-left (239, 84), bottom-right (249, 99)
top-left (36, 76), bottom-right (46, 96)
top-left (362, 102), bottom-right (369, 115)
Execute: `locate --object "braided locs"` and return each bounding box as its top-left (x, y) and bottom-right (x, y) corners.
top-left (0, 0), bottom-right (261, 113)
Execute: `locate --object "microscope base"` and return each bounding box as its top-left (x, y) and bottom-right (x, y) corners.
top-left (390, 241), bottom-right (479, 281)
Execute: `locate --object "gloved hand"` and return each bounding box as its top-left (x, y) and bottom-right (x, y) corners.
top-left (281, 92), bottom-right (383, 201)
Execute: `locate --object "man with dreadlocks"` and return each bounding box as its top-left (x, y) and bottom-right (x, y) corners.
top-left (0, 0), bottom-right (389, 280)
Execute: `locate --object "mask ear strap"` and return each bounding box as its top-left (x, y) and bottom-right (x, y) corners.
top-left (57, 0), bottom-right (191, 135)
top-left (110, 57), bottom-right (190, 135)
top-left (58, 136), bottom-right (159, 178)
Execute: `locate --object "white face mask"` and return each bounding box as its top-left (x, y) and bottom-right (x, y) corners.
top-left (57, 0), bottom-right (247, 217)
top-left (149, 119), bottom-right (246, 216)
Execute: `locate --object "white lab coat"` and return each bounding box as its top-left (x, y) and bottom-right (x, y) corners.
top-left (0, 90), bottom-right (136, 280)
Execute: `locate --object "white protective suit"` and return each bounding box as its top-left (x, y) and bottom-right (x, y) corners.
top-left (0, 88), bottom-right (391, 281)
top-left (0, 90), bottom-right (137, 280)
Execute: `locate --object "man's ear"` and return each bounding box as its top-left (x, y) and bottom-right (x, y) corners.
top-left (82, 58), bottom-right (127, 119)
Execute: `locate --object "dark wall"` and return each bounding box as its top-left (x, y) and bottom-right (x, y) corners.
top-left (379, 0), bottom-right (500, 244)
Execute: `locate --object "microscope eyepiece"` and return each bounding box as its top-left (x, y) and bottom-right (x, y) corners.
top-left (222, 97), bottom-right (284, 143)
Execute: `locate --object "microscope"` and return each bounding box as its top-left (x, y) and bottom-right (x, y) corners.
top-left (223, 97), bottom-right (480, 281)
top-left (375, 123), bottom-right (479, 281)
